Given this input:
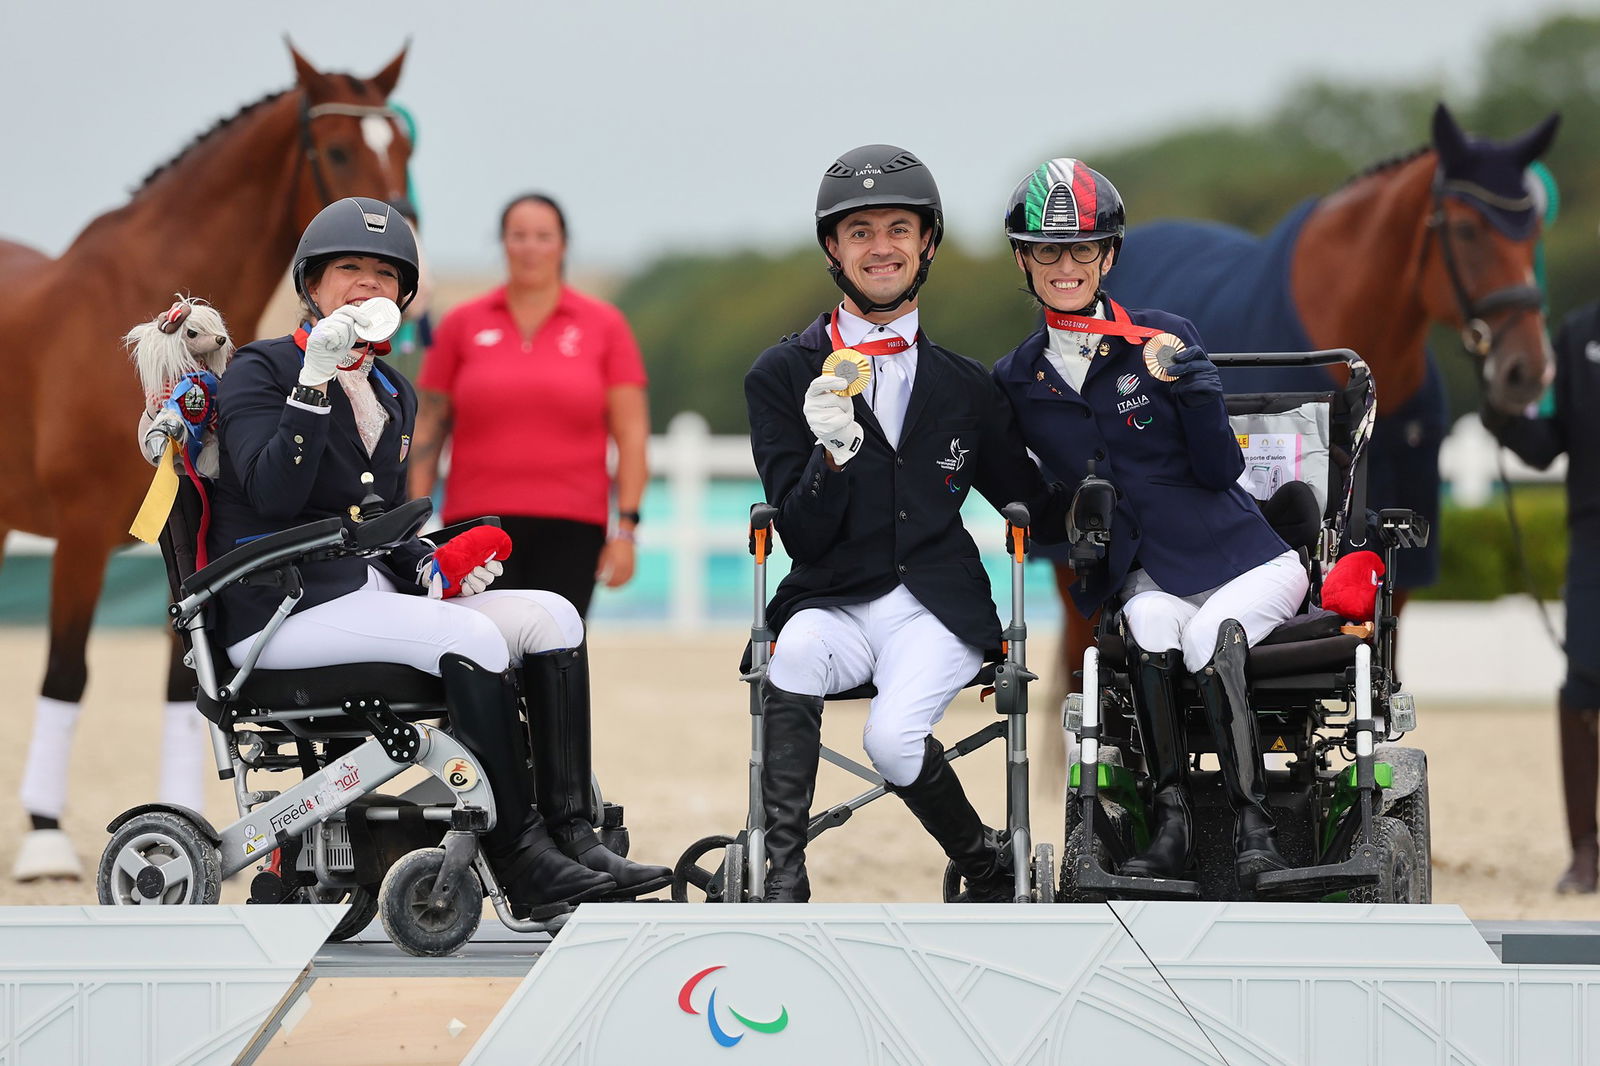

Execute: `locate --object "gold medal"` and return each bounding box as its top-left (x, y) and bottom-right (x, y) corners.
top-left (1142, 332), bottom-right (1186, 382)
top-left (821, 348), bottom-right (873, 397)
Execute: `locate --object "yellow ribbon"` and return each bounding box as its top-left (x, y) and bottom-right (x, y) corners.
top-left (129, 439), bottom-right (180, 544)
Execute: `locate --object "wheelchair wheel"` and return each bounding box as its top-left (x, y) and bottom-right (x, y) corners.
top-left (1348, 816), bottom-right (1421, 904)
top-left (1059, 824), bottom-right (1114, 903)
top-left (97, 811), bottom-right (222, 906)
top-left (941, 861), bottom-right (962, 903)
top-left (672, 834), bottom-right (735, 903)
top-left (327, 886), bottom-right (379, 942)
top-left (1387, 778), bottom-right (1432, 904)
top-left (378, 848), bottom-right (483, 957)
top-left (1032, 844), bottom-right (1056, 904)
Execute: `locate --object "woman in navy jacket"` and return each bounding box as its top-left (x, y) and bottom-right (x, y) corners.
top-left (991, 161), bottom-right (1308, 891)
top-left (209, 198), bottom-right (669, 909)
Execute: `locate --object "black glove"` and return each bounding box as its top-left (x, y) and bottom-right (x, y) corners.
top-left (1167, 346), bottom-right (1222, 407)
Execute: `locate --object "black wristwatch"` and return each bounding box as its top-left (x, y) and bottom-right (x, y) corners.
top-left (618, 510), bottom-right (642, 525)
top-left (289, 384), bottom-right (330, 408)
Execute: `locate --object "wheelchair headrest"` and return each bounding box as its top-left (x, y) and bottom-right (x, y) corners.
top-left (1259, 480), bottom-right (1321, 552)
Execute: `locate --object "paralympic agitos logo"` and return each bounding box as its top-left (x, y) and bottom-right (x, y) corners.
top-left (678, 965), bottom-right (789, 1048)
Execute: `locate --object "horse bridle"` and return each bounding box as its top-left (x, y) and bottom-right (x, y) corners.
top-left (1424, 173), bottom-right (1544, 359)
top-left (297, 94), bottom-right (402, 206)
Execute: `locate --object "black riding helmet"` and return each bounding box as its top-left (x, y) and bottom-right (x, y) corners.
top-left (815, 144), bottom-right (944, 314)
top-left (292, 197), bottom-right (421, 318)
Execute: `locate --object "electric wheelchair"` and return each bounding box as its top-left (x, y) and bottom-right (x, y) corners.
top-left (1060, 350), bottom-right (1432, 904)
top-left (673, 501), bottom-right (1056, 904)
top-left (96, 476), bottom-right (631, 956)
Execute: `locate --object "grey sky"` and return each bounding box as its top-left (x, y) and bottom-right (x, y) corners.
top-left (0, 0), bottom-right (1580, 276)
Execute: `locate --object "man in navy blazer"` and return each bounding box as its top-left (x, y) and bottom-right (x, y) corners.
top-left (991, 159), bottom-right (1309, 892)
top-left (744, 145), bottom-right (1068, 903)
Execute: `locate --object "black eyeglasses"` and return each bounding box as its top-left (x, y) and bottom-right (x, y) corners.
top-left (1022, 240), bottom-right (1108, 265)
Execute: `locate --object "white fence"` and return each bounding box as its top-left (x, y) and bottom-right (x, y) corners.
top-left (1, 412), bottom-right (1569, 631)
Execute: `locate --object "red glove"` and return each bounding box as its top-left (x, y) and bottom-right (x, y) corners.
top-left (1321, 550), bottom-right (1384, 623)
top-left (422, 526), bottom-right (513, 599)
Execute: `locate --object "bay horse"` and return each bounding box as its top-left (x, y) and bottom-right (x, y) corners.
top-left (0, 45), bottom-right (414, 879)
top-left (1044, 103), bottom-right (1560, 787)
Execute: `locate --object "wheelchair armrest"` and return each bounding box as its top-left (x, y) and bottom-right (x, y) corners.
top-left (352, 497), bottom-right (433, 553)
top-left (425, 515), bottom-right (502, 546)
top-left (179, 517), bottom-right (346, 605)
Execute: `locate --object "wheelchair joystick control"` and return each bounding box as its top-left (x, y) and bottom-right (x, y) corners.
top-left (1067, 461), bottom-right (1116, 573)
top-left (354, 471), bottom-right (387, 522)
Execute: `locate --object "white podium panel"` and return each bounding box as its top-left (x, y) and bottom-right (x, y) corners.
top-left (0, 905), bottom-right (339, 1066)
top-left (466, 902), bottom-right (1600, 1065)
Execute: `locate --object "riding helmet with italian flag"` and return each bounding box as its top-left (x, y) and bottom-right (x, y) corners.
top-left (1004, 159), bottom-right (1125, 253)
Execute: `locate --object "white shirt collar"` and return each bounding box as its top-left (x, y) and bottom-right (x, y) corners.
top-left (834, 303), bottom-right (919, 351)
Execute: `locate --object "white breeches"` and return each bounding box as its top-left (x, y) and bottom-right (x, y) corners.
top-left (767, 584), bottom-right (983, 787)
top-left (228, 567), bottom-right (584, 674)
top-left (1120, 549), bottom-right (1309, 673)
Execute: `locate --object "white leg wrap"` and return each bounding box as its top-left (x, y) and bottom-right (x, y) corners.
top-left (18, 696), bottom-right (80, 819)
top-left (158, 701), bottom-right (206, 813)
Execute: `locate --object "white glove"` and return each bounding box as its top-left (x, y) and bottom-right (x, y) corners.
top-left (804, 374), bottom-right (864, 466)
top-left (140, 410), bottom-right (185, 465)
top-left (422, 557), bottom-right (504, 599)
top-left (298, 304), bottom-right (372, 387)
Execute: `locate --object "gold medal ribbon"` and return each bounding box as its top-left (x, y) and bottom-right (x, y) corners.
top-left (129, 439), bottom-right (180, 544)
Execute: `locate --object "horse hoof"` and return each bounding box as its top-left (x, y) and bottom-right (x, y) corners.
top-left (12, 828), bottom-right (83, 882)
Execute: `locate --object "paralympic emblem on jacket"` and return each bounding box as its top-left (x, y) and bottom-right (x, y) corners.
top-left (678, 965), bottom-right (790, 1048)
top-left (1127, 411), bottom-right (1153, 430)
top-left (936, 437), bottom-right (969, 492)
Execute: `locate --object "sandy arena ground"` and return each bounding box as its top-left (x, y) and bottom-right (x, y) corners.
top-left (0, 626), bottom-right (1595, 1063)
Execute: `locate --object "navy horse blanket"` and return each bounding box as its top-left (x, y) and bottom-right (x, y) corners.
top-left (1100, 201), bottom-right (1446, 587)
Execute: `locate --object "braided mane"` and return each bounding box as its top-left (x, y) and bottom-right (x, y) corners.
top-left (133, 90), bottom-right (291, 193)
top-left (1333, 145), bottom-right (1432, 192)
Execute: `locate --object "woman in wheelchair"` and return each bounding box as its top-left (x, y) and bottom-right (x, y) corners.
top-left (206, 197), bottom-right (671, 910)
top-left (991, 160), bottom-right (1309, 891)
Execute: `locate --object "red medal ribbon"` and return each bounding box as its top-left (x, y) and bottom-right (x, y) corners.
top-left (829, 313), bottom-right (911, 357)
top-left (1043, 299), bottom-right (1164, 343)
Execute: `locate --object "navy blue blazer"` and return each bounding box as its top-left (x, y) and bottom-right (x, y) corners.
top-left (992, 307), bottom-right (1287, 618)
top-left (208, 334), bottom-right (431, 645)
top-left (746, 313), bottom-right (1068, 655)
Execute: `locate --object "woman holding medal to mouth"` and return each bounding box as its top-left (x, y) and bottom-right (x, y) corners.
top-left (207, 197), bottom-right (672, 908)
top-left (990, 160), bottom-right (1309, 893)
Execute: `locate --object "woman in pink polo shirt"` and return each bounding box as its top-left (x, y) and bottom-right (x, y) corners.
top-left (411, 193), bottom-right (649, 619)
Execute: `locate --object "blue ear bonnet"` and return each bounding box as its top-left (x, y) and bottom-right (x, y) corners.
top-left (1432, 105), bottom-right (1560, 240)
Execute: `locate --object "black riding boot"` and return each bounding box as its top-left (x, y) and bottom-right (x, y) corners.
top-left (1191, 621), bottom-right (1289, 891)
top-left (888, 737), bottom-right (1014, 903)
top-left (759, 681), bottom-right (823, 902)
top-left (1119, 642), bottom-right (1194, 880)
top-left (1556, 702), bottom-right (1599, 894)
top-left (523, 647), bottom-right (673, 900)
top-left (439, 654), bottom-right (614, 912)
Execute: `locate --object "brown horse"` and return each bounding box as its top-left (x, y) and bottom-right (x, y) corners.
top-left (1044, 103), bottom-right (1560, 789)
top-left (1, 45), bottom-right (414, 879)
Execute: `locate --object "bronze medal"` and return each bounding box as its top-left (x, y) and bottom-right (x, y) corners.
top-left (1142, 332), bottom-right (1186, 382)
top-left (821, 349), bottom-right (873, 397)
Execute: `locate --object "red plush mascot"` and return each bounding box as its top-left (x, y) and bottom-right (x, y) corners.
top-left (425, 526), bottom-right (513, 599)
top-left (1321, 550), bottom-right (1384, 623)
